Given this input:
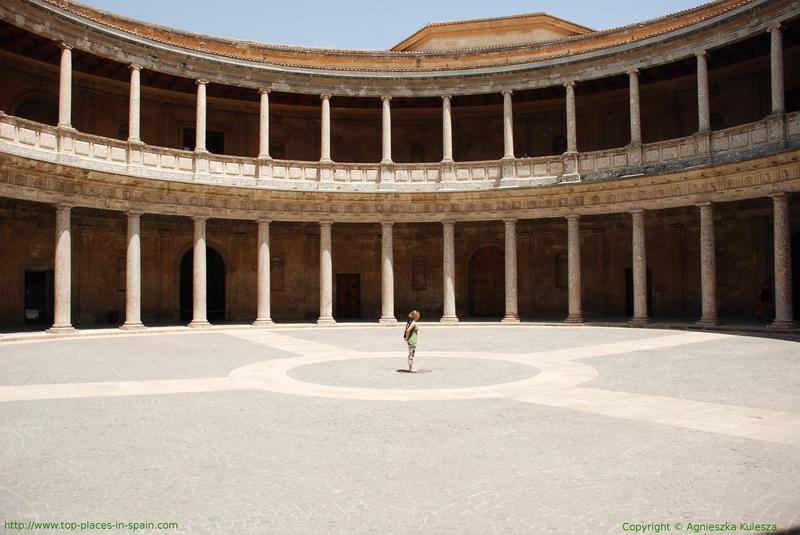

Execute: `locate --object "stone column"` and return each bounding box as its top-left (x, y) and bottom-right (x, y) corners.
top-left (195, 80), bottom-right (209, 152)
top-left (564, 81), bottom-right (577, 153)
top-left (696, 202), bottom-right (719, 326)
top-left (769, 25), bottom-right (785, 114)
top-left (381, 96), bottom-right (392, 164)
top-left (318, 221), bottom-right (335, 325)
top-left (502, 90), bottom-right (515, 159)
top-left (628, 69), bottom-right (642, 145)
top-left (189, 216), bottom-right (210, 327)
top-left (258, 89), bottom-right (271, 159)
top-left (696, 52), bottom-right (710, 133)
top-left (441, 220), bottom-right (458, 323)
top-left (380, 222), bottom-right (396, 324)
top-left (254, 219), bottom-right (273, 326)
top-left (502, 219), bottom-right (520, 322)
top-left (770, 193), bottom-right (795, 328)
top-left (565, 215), bottom-right (583, 323)
top-left (48, 204), bottom-right (74, 332)
top-left (120, 211), bottom-right (145, 330)
top-left (442, 95), bottom-right (454, 163)
top-left (320, 94), bottom-right (332, 163)
top-left (127, 64), bottom-right (142, 143)
top-left (58, 44), bottom-right (73, 129)
top-left (630, 209), bottom-right (649, 325)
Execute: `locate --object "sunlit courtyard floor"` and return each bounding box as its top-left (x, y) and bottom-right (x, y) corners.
top-left (1, 325), bottom-right (799, 534)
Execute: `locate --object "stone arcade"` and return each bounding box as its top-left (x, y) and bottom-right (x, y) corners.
top-left (0, 0), bottom-right (799, 332)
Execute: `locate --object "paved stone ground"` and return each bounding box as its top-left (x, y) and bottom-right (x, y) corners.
top-left (0, 326), bottom-right (799, 534)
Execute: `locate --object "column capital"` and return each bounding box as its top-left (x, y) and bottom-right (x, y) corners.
top-left (380, 221), bottom-right (394, 228)
top-left (192, 215), bottom-right (209, 223)
top-left (629, 208), bottom-right (645, 216)
top-left (60, 42), bottom-right (73, 51)
top-left (126, 209), bottom-right (144, 217)
top-left (695, 50), bottom-right (708, 59)
top-left (319, 220), bottom-right (334, 228)
top-left (195, 79), bottom-right (209, 86)
top-left (441, 94), bottom-right (452, 101)
top-left (770, 191), bottom-right (789, 200)
top-left (696, 201), bottom-right (713, 209)
top-left (768, 23), bottom-right (782, 33)
top-left (257, 218), bottom-right (272, 226)
top-left (627, 68), bottom-right (639, 77)
top-left (381, 95), bottom-right (392, 102)
top-left (320, 94), bottom-right (332, 101)
top-left (129, 63), bottom-right (142, 71)
top-left (565, 214), bottom-right (580, 222)
top-left (564, 80), bottom-right (576, 89)
top-left (503, 218), bottom-right (517, 225)
top-left (501, 89), bottom-right (513, 97)
top-left (55, 202), bottom-right (73, 212)
top-left (259, 87), bottom-right (271, 95)
top-left (441, 219), bottom-right (456, 227)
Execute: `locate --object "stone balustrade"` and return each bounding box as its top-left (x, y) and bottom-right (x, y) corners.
top-left (0, 111), bottom-right (798, 193)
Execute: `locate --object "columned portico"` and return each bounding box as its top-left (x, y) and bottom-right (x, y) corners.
top-left (442, 95), bottom-right (454, 163)
top-left (630, 209), bottom-right (649, 325)
top-left (564, 81), bottom-right (577, 153)
top-left (57, 44), bottom-right (72, 130)
top-left (502, 90), bottom-right (514, 159)
top-left (121, 211), bottom-right (144, 330)
top-left (628, 69), bottom-right (641, 145)
top-left (320, 95), bottom-right (332, 163)
top-left (381, 96), bottom-right (392, 164)
top-left (254, 219), bottom-right (273, 326)
top-left (258, 89), bottom-right (271, 159)
top-left (128, 64), bottom-right (142, 143)
top-left (189, 216), bottom-right (210, 327)
top-left (565, 215), bottom-right (583, 323)
top-left (195, 80), bottom-right (209, 152)
top-left (770, 193), bottom-right (795, 328)
top-left (318, 221), bottom-right (335, 325)
top-left (502, 219), bottom-right (519, 322)
top-left (696, 202), bottom-right (719, 326)
top-left (696, 51), bottom-right (710, 133)
top-left (380, 222), bottom-right (396, 324)
top-left (769, 25), bottom-right (784, 115)
top-left (48, 203), bottom-right (74, 333)
top-left (441, 220), bottom-right (458, 323)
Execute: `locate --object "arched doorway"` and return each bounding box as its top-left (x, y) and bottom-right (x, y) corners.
top-left (15, 98), bottom-right (58, 126)
top-left (469, 246), bottom-right (504, 318)
top-left (179, 247), bottom-right (226, 322)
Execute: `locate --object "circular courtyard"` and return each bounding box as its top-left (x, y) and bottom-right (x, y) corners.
top-left (1, 325), bottom-right (799, 534)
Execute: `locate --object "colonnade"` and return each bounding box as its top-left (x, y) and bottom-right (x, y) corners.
top-left (43, 195), bottom-right (796, 332)
top-left (51, 25), bottom-right (788, 161)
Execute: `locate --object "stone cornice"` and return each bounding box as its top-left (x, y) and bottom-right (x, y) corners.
top-left (1, 0), bottom-right (795, 96)
top-left (0, 148), bottom-right (797, 222)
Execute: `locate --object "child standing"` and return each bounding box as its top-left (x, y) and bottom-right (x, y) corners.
top-left (403, 310), bottom-right (421, 372)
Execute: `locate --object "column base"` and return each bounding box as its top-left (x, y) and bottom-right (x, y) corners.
top-left (695, 318), bottom-right (720, 327)
top-left (188, 320), bottom-right (211, 328)
top-left (120, 322), bottom-right (145, 331)
top-left (47, 325), bottom-right (75, 334)
top-left (440, 315), bottom-right (459, 324)
top-left (501, 316), bottom-right (520, 323)
top-left (317, 317), bottom-right (336, 326)
top-left (379, 317), bottom-right (397, 325)
top-left (564, 315), bottom-right (584, 324)
top-left (253, 318), bottom-right (274, 327)
top-left (768, 320), bottom-right (797, 330)
top-left (629, 317), bottom-right (650, 327)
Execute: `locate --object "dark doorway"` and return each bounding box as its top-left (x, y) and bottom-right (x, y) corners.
top-left (24, 270), bottom-right (54, 325)
top-left (625, 268), bottom-right (654, 317)
top-left (336, 273), bottom-right (361, 319)
top-left (182, 127), bottom-right (225, 154)
top-left (180, 247), bottom-right (226, 322)
top-left (792, 232), bottom-right (799, 320)
top-left (469, 246), bottom-right (504, 318)
top-left (15, 99), bottom-right (58, 126)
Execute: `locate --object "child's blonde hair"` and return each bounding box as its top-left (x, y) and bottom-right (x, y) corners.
top-left (409, 310), bottom-right (421, 321)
